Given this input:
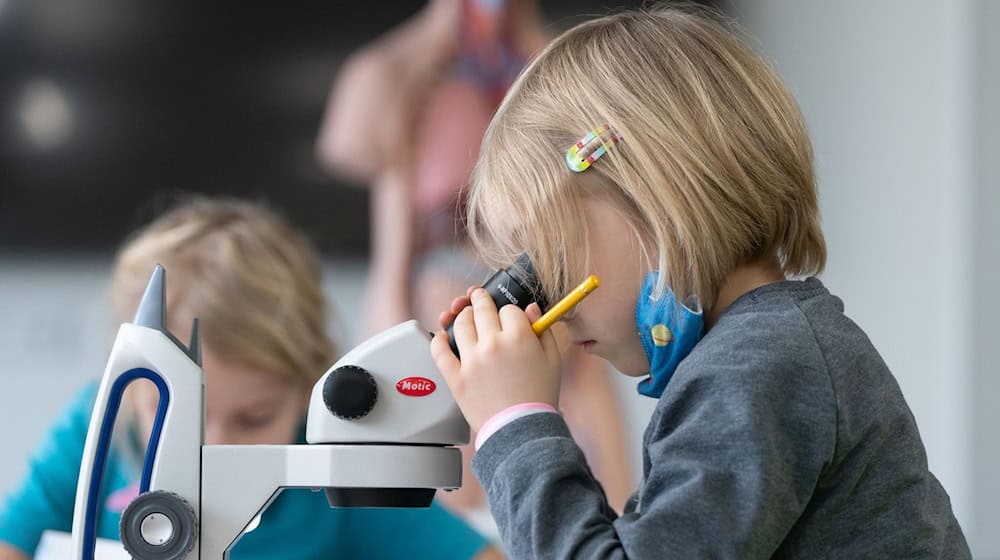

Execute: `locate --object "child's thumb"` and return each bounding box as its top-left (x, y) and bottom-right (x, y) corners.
top-left (525, 303), bottom-right (560, 361)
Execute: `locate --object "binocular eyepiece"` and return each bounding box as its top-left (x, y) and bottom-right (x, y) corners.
top-left (445, 253), bottom-right (547, 357)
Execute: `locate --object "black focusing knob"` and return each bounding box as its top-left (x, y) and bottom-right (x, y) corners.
top-left (322, 365), bottom-right (378, 420)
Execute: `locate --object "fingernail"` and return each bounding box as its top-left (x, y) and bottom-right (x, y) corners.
top-left (472, 288), bottom-right (486, 300)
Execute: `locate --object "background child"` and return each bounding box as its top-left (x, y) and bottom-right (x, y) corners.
top-left (431, 6), bottom-right (971, 558)
top-left (0, 197), bottom-right (501, 560)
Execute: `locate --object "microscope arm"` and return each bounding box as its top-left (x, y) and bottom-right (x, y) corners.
top-left (199, 445), bottom-right (461, 558)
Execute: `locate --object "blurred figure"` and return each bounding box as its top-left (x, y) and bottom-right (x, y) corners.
top-left (315, 0), bottom-right (634, 527)
top-left (0, 197), bottom-right (501, 560)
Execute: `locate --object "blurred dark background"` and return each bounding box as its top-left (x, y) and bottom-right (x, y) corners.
top-left (0, 0), bottom-right (681, 255)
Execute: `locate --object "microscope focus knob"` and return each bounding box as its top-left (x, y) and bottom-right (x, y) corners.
top-left (323, 365), bottom-right (378, 420)
top-left (120, 490), bottom-right (198, 560)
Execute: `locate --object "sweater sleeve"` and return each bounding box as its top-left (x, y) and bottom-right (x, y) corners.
top-left (471, 360), bottom-right (837, 559)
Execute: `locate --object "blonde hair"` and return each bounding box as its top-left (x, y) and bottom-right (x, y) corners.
top-left (467, 4), bottom-right (826, 310)
top-left (109, 197), bottom-right (337, 387)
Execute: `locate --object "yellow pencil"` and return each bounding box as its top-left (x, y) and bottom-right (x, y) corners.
top-left (531, 275), bottom-right (600, 335)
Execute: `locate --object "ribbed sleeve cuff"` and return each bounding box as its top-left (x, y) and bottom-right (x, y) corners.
top-left (472, 411), bottom-right (573, 492)
top-left (475, 402), bottom-right (559, 450)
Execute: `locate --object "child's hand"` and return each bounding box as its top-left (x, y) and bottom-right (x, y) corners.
top-left (438, 285), bottom-right (478, 330)
top-left (431, 288), bottom-right (562, 432)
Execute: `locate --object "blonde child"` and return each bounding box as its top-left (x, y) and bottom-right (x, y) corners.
top-left (430, 6), bottom-right (970, 558)
top-left (0, 197), bottom-right (501, 560)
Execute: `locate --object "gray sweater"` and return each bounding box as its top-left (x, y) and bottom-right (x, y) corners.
top-left (472, 278), bottom-right (970, 559)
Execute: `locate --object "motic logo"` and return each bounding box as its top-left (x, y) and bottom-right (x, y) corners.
top-left (396, 377), bottom-right (436, 397)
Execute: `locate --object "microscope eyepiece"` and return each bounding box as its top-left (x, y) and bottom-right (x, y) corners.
top-left (445, 253), bottom-right (547, 357)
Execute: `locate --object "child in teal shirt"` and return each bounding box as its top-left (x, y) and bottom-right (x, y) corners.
top-left (0, 383), bottom-right (487, 559)
top-left (0, 198), bottom-right (498, 560)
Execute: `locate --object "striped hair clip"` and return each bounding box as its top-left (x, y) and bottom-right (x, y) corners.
top-left (565, 124), bottom-right (621, 172)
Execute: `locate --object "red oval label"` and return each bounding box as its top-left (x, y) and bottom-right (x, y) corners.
top-left (396, 377), bottom-right (436, 397)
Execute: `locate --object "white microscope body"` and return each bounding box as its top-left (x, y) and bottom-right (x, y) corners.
top-left (71, 266), bottom-right (467, 559)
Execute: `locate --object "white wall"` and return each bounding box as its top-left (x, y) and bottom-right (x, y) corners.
top-left (0, 258), bottom-right (112, 493)
top-left (973, 0), bottom-right (1000, 555)
top-left (726, 0), bottom-right (996, 555)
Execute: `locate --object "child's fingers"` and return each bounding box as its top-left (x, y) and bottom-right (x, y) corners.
top-left (438, 310), bottom-right (454, 329)
top-left (451, 295), bottom-right (472, 315)
top-left (526, 303), bottom-right (560, 362)
top-left (457, 285), bottom-right (478, 312)
top-left (453, 306), bottom-right (478, 351)
top-left (497, 302), bottom-right (532, 333)
top-left (440, 305), bottom-right (462, 327)
top-left (524, 302), bottom-right (543, 322)
top-left (430, 330), bottom-right (460, 379)
top-left (441, 286), bottom-right (480, 328)
top-left (470, 289), bottom-right (501, 335)
top-left (440, 293), bottom-right (474, 329)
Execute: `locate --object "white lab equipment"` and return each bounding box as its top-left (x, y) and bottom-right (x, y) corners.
top-left (71, 265), bottom-right (467, 559)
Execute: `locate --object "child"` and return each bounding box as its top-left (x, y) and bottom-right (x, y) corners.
top-left (0, 197), bottom-right (502, 560)
top-left (430, 6), bottom-right (971, 558)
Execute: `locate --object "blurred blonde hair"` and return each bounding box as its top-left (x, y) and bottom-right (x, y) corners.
top-left (467, 4), bottom-right (826, 310)
top-left (109, 197), bottom-right (337, 387)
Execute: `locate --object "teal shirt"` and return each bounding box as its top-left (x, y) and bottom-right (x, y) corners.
top-left (0, 384), bottom-right (488, 559)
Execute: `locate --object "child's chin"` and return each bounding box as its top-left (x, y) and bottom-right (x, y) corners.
top-left (606, 356), bottom-right (650, 377)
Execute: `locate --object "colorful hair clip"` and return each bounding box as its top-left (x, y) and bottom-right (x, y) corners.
top-left (565, 124), bottom-right (621, 172)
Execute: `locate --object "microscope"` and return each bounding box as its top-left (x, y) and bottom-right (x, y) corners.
top-left (71, 256), bottom-right (547, 559)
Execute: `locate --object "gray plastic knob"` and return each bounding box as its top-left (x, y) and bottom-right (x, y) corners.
top-left (120, 490), bottom-right (198, 560)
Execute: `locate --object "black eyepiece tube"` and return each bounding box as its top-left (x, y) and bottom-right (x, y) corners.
top-left (445, 253), bottom-right (547, 357)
